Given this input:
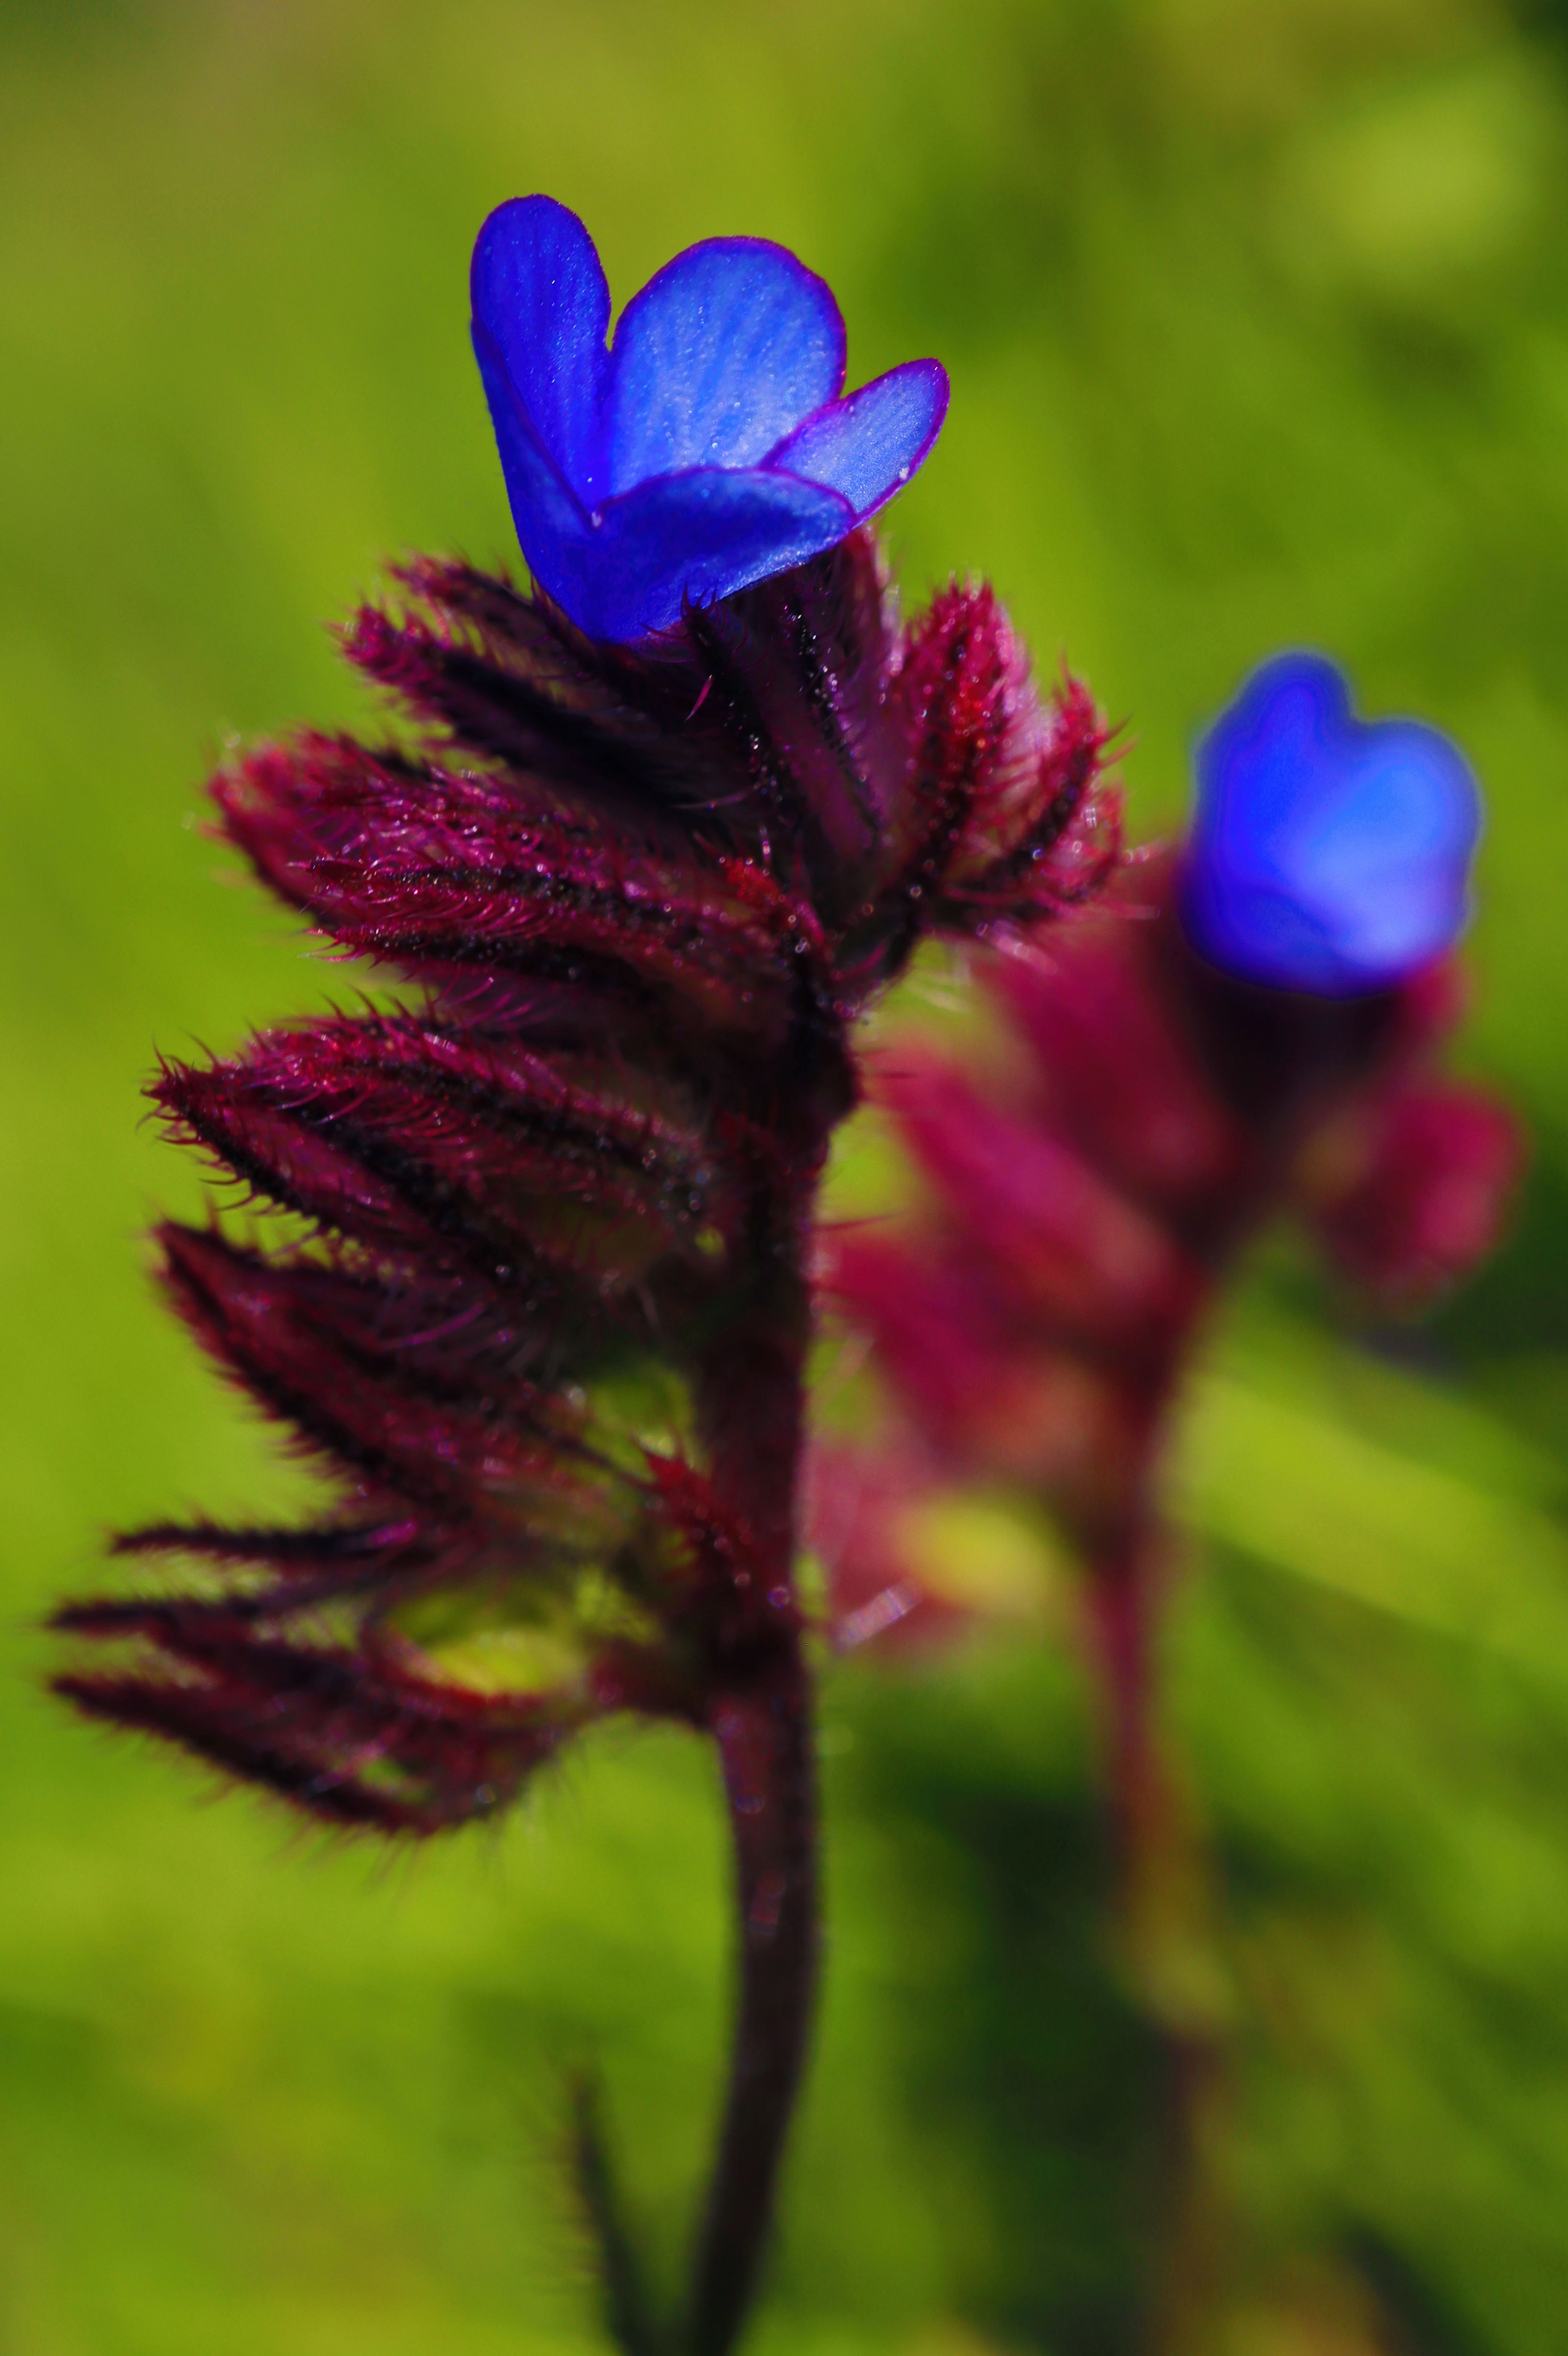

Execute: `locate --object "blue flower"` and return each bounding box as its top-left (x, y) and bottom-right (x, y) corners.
top-left (470, 196), bottom-right (949, 644)
top-left (1180, 651), bottom-right (1481, 995)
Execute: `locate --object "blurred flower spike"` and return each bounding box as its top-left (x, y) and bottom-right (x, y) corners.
top-left (471, 195), bottom-right (949, 641)
top-left (815, 656), bottom-right (1518, 2355)
top-left (1181, 651), bottom-right (1481, 994)
top-left (819, 661), bottom-right (1520, 1683)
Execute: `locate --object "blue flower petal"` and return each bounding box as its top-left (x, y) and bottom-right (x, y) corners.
top-left (472, 319), bottom-right (596, 613)
top-left (471, 196), bottom-right (611, 503)
top-left (1182, 651), bottom-right (1481, 995)
top-left (767, 360), bottom-right (949, 522)
top-left (605, 239), bottom-right (846, 494)
top-left (572, 466), bottom-right (855, 643)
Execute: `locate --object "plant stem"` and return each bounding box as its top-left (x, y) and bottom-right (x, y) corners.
top-left (568, 2072), bottom-right (662, 2356)
top-left (687, 1253), bottom-right (821, 2356)
top-left (691, 1652), bottom-right (819, 2356)
top-left (1086, 1534), bottom-right (1228, 2356)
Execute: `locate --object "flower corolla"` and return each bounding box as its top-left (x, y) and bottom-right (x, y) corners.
top-left (470, 195), bottom-right (948, 643)
top-left (1181, 651), bottom-right (1480, 995)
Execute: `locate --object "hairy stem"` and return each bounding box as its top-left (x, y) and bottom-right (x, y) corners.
top-left (687, 1258), bottom-right (820, 2356)
top-left (691, 1652), bottom-right (819, 2356)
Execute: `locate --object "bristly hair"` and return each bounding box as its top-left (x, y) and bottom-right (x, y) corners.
top-left (53, 530), bottom-right (1118, 1835)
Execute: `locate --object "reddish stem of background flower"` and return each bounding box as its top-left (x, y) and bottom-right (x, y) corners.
top-left (1082, 1521), bottom-right (1226, 2355)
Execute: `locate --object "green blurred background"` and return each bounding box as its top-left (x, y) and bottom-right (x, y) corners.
top-left (6, 0), bottom-right (1568, 2347)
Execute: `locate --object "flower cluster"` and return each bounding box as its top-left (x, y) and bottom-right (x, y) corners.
top-left (55, 547), bottom-right (1113, 1831)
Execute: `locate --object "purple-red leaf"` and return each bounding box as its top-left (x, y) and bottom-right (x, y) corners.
top-left (217, 735), bottom-right (822, 1044)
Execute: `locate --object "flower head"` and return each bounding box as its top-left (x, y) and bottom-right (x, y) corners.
top-left (471, 196), bottom-right (949, 642)
top-left (1180, 651), bottom-right (1481, 995)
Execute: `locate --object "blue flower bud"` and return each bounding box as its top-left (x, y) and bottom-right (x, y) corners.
top-left (1181, 651), bottom-right (1480, 995)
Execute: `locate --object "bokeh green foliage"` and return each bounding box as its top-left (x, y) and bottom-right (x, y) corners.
top-left (5, 0), bottom-right (1568, 2348)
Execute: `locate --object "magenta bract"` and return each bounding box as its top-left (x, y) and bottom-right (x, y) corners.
top-left (56, 533), bottom-right (1118, 1833)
